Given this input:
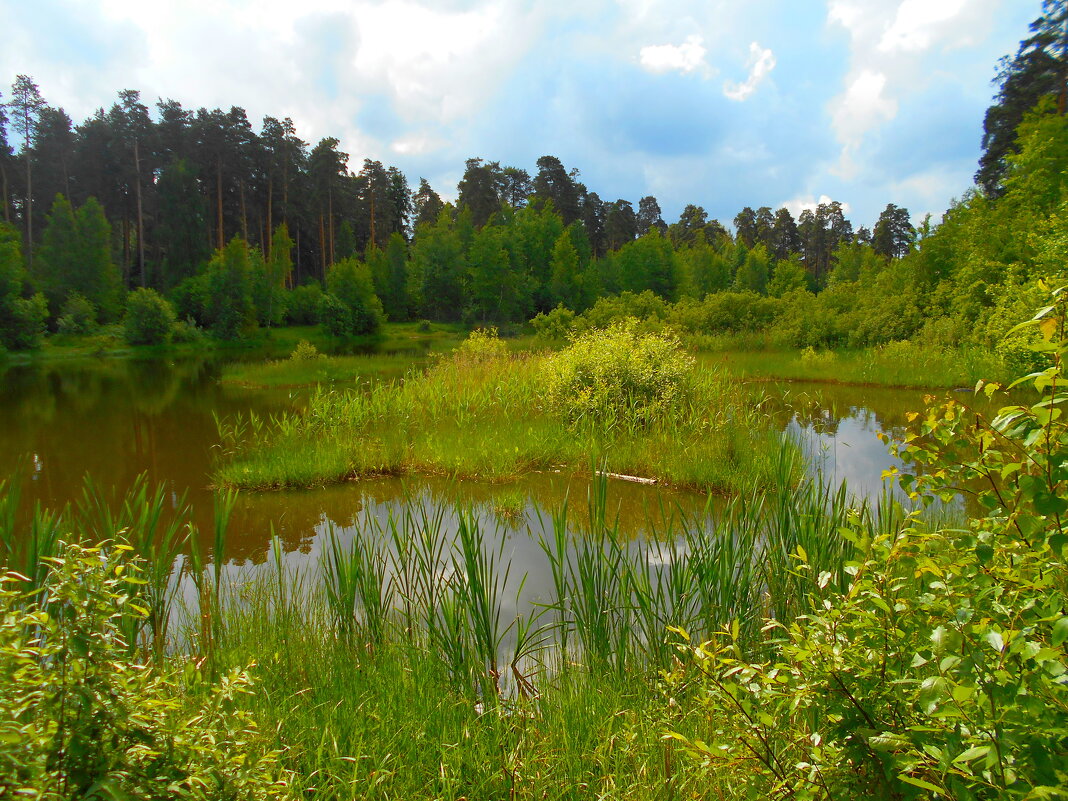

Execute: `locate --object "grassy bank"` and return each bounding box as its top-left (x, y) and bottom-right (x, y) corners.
top-left (702, 340), bottom-right (1008, 388)
top-left (215, 329), bottom-right (792, 493)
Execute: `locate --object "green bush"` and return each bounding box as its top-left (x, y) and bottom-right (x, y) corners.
top-left (544, 319), bottom-right (694, 426)
top-left (55, 293), bottom-right (97, 335)
top-left (290, 339), bottom-right (322, 361)
top-left (285, 282), bottom-right (323, 325)
top-left (318, 292), bottom-right (352, 337)
top-left (8, 293), bottom-right (48, 351)
top-left (124, 288), bottom-right (177, 346)
top-left (669, 280), bottom-right (1068, 799)
top-left (454, 327), bottom-right (509, 363)
top-left (169, 274), bottom-right (208, 326)
top-left (530, 304), bottom-right (576, 343)
top-left (0, 542), bottom-right (294, 799)
top-left (324, 258), bottom-right (384, 336)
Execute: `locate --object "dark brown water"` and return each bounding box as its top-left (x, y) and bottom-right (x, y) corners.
top-left (1, 353), bottom-right (999, 564)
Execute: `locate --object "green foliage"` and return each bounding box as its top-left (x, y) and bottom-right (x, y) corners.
top-left (55, 293), bottom-right (97, 335)
top-left (284, 281), bottom-right (323, 325)
top-left (8, 293), bottom-right (48, 350)
top-left (124, 288), bottom-right (177, 346)
top-left (544, 320), bottom-right (695, 426)
top-left (290, 339), bottom-right (322, 361)
top-left (323, 257), bottom-right (385, 336)
top-left (0, 223), bottom-right (35, 351)
top-left (669, 281), bottom-right (1068, 799)
top-left (0, 542), bottom-right (293, 799)
top-left (530, 303), bottom-right (576, 343)
top-left (35, 195), bottom-right (122, 323)
top-left (203, 238), bottom-right (257, 340)
top-left (454, 327), bottom-right (509, 364)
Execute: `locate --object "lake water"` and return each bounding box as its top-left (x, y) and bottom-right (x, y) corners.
top-left (0, 351), bottom-right (977, 571)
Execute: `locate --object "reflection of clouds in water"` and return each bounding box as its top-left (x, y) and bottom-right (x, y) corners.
top-left (788, 406), bottom-right (908, 502)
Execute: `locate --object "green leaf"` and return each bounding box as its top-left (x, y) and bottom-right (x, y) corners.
top-left (1053, 617), bottom-right (1068, 648)
top-left (897, 774), bottom-right (945, 794)
top-left (953, 745), bottom-right (990, 763)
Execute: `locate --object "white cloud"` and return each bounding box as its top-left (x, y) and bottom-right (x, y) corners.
top-left (781, 193), bottom-right (852, 218)
top-left (723, 41), bottom-right (776, 101)
top-left (830, 69), bottom-right (897, 177)
top-left (638, 35), bottom-right (710, 76)
top-left (879, 0), bottom-right (968, 53)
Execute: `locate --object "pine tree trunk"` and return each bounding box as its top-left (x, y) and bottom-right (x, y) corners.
top-left (240, 179), bottom-right (248, 243)
top-left (216, 159), bottom-right (224, 250)
top-left (266, 174), bottom-right (273, 259)
top-left (134, 139), bottom-right (146, 287)
top-left (1, 164), bottom-right (9, 223)
top-left (24, 152), bottom-right (32, 269)
top-left (319, 212), bottom-right (326, 281)
top-left (328, 189), bottom-right (335, 266)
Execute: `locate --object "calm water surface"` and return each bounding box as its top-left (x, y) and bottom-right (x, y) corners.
top-left (0, 353), bottom-right (984, 570)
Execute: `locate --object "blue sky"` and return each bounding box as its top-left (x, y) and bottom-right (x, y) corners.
top-left (0, 0), bottom-right (1039, 229)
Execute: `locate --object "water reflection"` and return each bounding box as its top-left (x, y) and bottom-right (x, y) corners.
top-left (0, 355), bottom-right (1004, 566)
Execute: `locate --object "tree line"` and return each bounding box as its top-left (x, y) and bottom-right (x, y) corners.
top-left (1, 0), bottom-right (1065, 351)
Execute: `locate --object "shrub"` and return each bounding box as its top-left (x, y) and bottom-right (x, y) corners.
top-left (55, 293), bottom-right (97, 335)
top-left (286, 282), bottom-right (323, 325)
top-left (124, 288), bottom-right (177, 346)
top-left (8, 293), bottom-right (48, 351)
top-left (169, 274), bottom-right (208, 326)
top-left (454, 327), bottom-right (509, 364)
top-left (669, 279), bottom-right (1068, 799)
top-left (544, 319), bottom-right (694, 426)
top-left (0, 542), bottom-right (294, 799)
top-left (171, 317), bottom-right (205, 344)
top-left (318, 292), bottom-right (352, 337)
top-left (324, 258), bottom-right (384, 336)
top-left (203, 238), bottom-right (257, 340)
top-left (290, 339), bottom-right (322, 361)
top-left (530, 304), bottom-right (576, 343)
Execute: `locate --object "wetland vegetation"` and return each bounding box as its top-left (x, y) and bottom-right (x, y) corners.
top-left (4, 4), bottom-right (1068, 798)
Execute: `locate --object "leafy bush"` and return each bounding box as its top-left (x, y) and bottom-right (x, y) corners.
top-left (324, 258), bottom-right (384, 336)
top-left (530, 304), bottom-right (576, 343)
top-left (124, 288), bottom-right (177, 346)
top-left (285, 282), bottom-right (323, 325)
top-left (8, 293), bottom-right (48, 351)
top-left (55, 293), bottom-right (97, 335)
top-left (544, 319), bottom-right (694, 426)
top-left (668, 280), bottom-right (1068, 799)
top-left (454, 327), bottom-right (509, 364)
top-left (318, 292), bottom-right (352, 337)
top-left (290, 339), bottom-right (322, 361)
top-left (0, 542), bottom-right (294, 799)
top-left (203, 238), bottom-right (257, 340)
top-left (171, 317), bottom-right (205, 344)
top-left (169, 274), bottom-right (208, 326)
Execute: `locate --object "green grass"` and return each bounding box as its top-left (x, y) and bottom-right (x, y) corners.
top-left (221, 351), bottom-right (430, 388)
top-left (215, 347), bottom-right (792, 494)
top-left (706, 341), bottom-right (1009, 388)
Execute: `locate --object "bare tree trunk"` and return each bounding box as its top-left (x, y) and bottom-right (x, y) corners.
top-left (266, 174), bottom-right (273, 259)
top-left (24, 152), bottom-right (32, 269)
top-left (240, 180), bottom-right (249, 243)
top-left (134, 139), bottom-right (146, 287)
top-left (1, 164), bottom-right (9, 223)
top-left (216, 160), bottom-right (224, 250)
top-left (319, 212), bottom-right (326, 281)
top-left (328, 189), bottom-right (335, 266)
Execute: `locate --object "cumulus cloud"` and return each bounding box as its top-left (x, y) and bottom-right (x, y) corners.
top-left (879, 0), bottom-right (968, 53)
top-left (830, 69), bottom-right (898, 177)
top-left (723, 41), bottom-right (776, 101)
top-left (638, 35), bottom-right (710, 76)
top-left (781, 193), bottom-right (851, 218)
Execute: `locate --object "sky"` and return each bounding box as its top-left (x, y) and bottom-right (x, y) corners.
top-left (0, 0), bottom-right (1040, 229)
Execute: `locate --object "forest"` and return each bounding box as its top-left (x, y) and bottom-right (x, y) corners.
top-left (0, 0), bottom-right (1064, 366)
top-left (2, 2), bottom-right (1068, 800)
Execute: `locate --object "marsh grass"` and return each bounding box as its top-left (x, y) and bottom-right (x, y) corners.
top-left (0, 458), bottom-right (925, 800)
top-left (221, 351), bottom-right (428, 388)
top-left (216, 344), bottom-right (791, 493)
top-left (709, 342), bottom-right (1008, 388)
